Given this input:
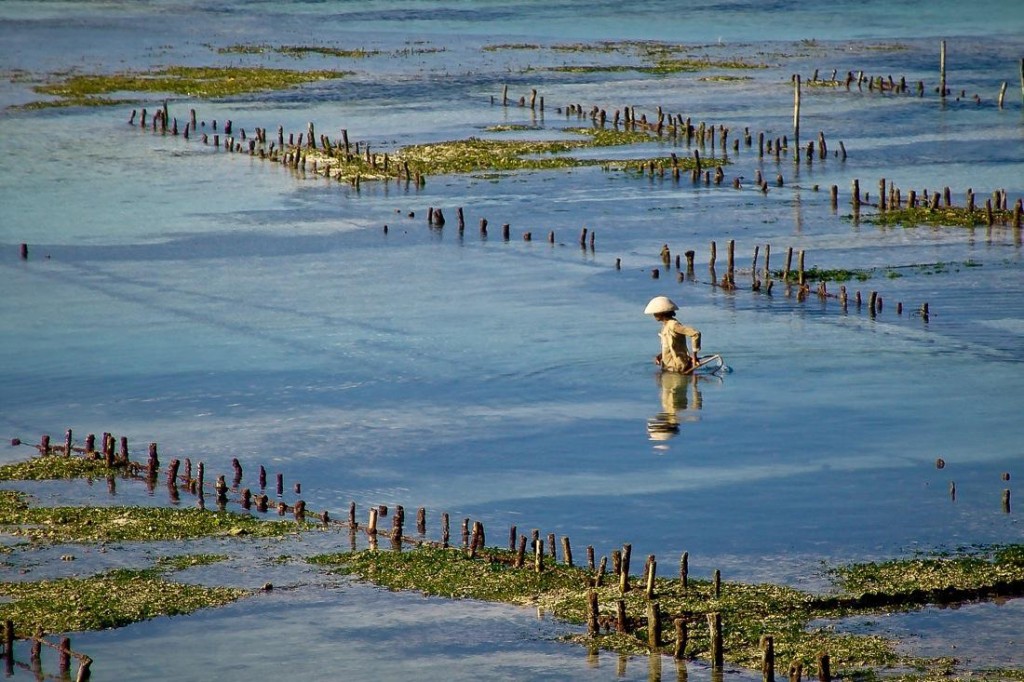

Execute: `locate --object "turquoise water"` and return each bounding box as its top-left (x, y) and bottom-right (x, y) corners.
top-left (1, 1), bottom-right (1023, 679)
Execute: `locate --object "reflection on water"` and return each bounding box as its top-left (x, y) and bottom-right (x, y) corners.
top-left (647, 371), bottom-right (708, 441)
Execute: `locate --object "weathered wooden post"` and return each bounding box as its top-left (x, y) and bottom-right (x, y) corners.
top-left (595, 556), bottom-right (607, 587)
top-left (818, 653), bottom-right (831, 682)
top-left (673, 618), bottom-right (688, 659)
top-left (616, 600), bottom-right (628, 634)
top-left (939, 41), bottom-right (947, 98)
top-left (76, 655), bottom-right (93, 682)
top-left (620, 544), bottom-right (632, 593)
top-left (587, 590), bottom-right (600, 636)
top-left (3, 621), bottom-right (12, 665)
top-left (515, 534), bottom-right (527, 568)
top-left (647, 602), bottom-right (662, 648)
top-left (762, 635), bottom-right (776, 682)
top-left (707, 613), bottom-right (723, 667)
top-left (793, 75), bottom-right (801, 144)
top-left (645, 555), bottom-right (657, 598)
top-left (58, 636), bottom-right (71, 675)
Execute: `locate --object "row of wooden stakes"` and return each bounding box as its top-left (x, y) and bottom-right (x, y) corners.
top-left (1, 620), bottom-right (91, 682)
top-left (20, 433), bottom-right (834, 678)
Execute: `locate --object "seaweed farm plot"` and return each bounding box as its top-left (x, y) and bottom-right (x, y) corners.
top-left (1, 437), bottom-right (1023, 681)
top-left (2, 4), bottom-right (1024, 680)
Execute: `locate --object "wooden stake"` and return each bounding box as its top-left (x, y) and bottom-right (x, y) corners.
top-left (707, 613), bottom-right (723, 667)
top-left (587, 590), bottom-right (600, 635)
top-left (673, 618), bottom-right (688, 659)
top-left (647, 602), bottom-right (662, 648)
top-left (939, 41), bottom-right (947, 98)
top-left (812, 653), bottom-right (831, 682)
top-left (793, 75), bottom-right (801, 144)
top-left (620, 544), bottom-right (632, 593)
top-left (762, 635), bottom-right (776, 682)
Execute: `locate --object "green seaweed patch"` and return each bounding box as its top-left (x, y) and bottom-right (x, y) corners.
top-left (275, 45), bottom-right (380, 59)
top-left (550, 56), bottom-right (766, 75)
top-left (776, 266), bottom-right (872, 284)
top-left (642, 57), bottom-right (766, 74)
top-left (309, 546), bottom-right (909, 673)
top-left (868, 206), bottom-right (1016, 228)
top-left (0, 491), bottom-right (305, 543)
top-left (0, 565), bottom-right (246, 636)
top-left (890, 260), bottom-right (981, 277)
top-left (550, 42), bottom-right (624, 54)
top-left (0, 455), bottom-right (116, 481)
top-left (153, 553), bottom-right (230, 572)
top-left (30, 66), bottom-right (347, 106)
top-left (220, 44), bottom-right (379, 58)
top-left (567, 127), bottom-right (657, 147)
top-left (831, 548), bottom-right (1024, 598)
top-left (484, 124), bottom-right (542, 132)
top-left (310, 547), bottom-right (587, 603)
top-left (483, 43), bottom-right (543, 52)
top-left (549, 65), bottom-right (637, 74)
top-left (217, 43), bottom-right (272, 55)
top-left (699, 75), bottom-right (753, 82)
top-left (399, 137), bottom-right (586, 174)
top-left (302, 126), bottom-right (719, 184)
top-left (18, 95), bottom-right (139, 110)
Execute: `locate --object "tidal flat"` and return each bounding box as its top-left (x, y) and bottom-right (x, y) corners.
top-left (1, 0), bottom-right (1023, 680)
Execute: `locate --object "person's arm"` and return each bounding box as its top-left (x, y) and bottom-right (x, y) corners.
top-left (673, 321), bottom-right (702, 362)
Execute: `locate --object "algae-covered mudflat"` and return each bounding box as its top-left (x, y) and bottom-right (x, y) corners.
top-left (2, 449), bottom-right (1023, 680)
top-left (1, 0), bottom-right (1022, 680)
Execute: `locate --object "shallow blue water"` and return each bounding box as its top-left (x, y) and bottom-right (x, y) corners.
top-left (1, 1), bottom-right (1023, 679)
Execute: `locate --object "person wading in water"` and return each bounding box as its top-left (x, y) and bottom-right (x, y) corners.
top-left (644, 295), bottom-right (701, 374)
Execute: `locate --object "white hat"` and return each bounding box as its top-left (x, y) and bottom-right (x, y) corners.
top-left (644, 296), bottom-right (678, 315)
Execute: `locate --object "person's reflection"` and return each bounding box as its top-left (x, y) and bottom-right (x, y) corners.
top-left (647, 371), bottom-right (703, 441)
